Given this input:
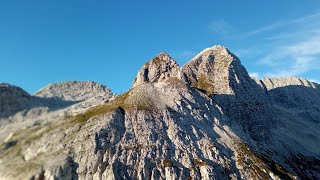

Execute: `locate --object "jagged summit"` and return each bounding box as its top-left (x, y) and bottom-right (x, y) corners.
top-left (192, 45), bottom-right (231, 60)
top-left (132, 52), bottom-right (180, 87)
top-left (180, 45), bottom-right (241, 95)
top-left (133, 45), bottom-right (236, 91)
top-left (156, 52), bottom-right (171, 59)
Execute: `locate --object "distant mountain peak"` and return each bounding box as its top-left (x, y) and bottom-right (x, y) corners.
top-left (0, 83), bottom-right (30, 97)
top-left (35, 81), bottom-right (114, 101)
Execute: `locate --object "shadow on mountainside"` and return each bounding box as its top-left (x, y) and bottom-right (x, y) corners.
top-left (266, 85), bottom-right (320, 179)
top-left (211, 83), bottom-right (320, 179)
top-left (212, 58), bottom-right (275, 143)
top-left (266, 85), bottom-right (320, 110)
top-left (0, 96), bottom-right (80, 119)
top-left (170, 92), bottom-right (243, 178)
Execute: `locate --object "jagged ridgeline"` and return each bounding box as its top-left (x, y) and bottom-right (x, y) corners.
top-left (0, 45), bottom-right (319, 180)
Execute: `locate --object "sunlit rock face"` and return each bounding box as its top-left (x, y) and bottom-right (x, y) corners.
top-left (132, 52), bottom-right (180, 87)
top-left (181, 45), bottom-right (234, 95)
top-left (181, 45), bottom-right (274, 141)
top-left (35, 81), bottom-right (114, 101)
top-left (0, 45), bottom-right (319, 180)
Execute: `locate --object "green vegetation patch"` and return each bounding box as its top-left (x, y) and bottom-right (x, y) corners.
top-left (0, 123), bottom-right (58, 158)
top-left (197, 75), bottom-right (214, 95)
top-left (236, 141), bottom-right (295, 180)
top-left (194, 158), bottom-right (207, 167)
top-left (163, 159), bottom-right (173, 168)
top-left (70, 87), bottom-right (157, 123)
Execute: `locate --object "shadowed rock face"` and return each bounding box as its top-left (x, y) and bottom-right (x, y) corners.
top-left (0, 81), bottom-right (114, 120)
top-left (0, 83), bottom-right (33, 118)
top-left (260, 78), bottom-right (320, 160)
top-left (260, 77), bottom-right (320, 109)
top-left (0, 45), bottom-right (319, 179)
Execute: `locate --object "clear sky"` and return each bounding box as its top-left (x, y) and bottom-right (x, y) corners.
top-left (1, 1), bottom-right (320, 94)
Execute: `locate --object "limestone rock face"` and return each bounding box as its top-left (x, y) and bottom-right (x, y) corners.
top-left (181, 45), bottom-right (234, 94)
top-left (182, 46), bottom-right (273, 141)
top-left (0, 45), bottom-right (320, 180)
top-left (133, 52), bottom-right (180, 87)
top-left (35, 81), bottom-right (114, 101)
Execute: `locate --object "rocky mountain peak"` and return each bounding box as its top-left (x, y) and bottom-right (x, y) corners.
top-left (181, 45), bottom-right (240, 94)
top-left (132, 52), bottom-right (180, 87)
top-left (0, 83), bottom-right (30, 98)
top-left (196, 45), bottom-right (230, 58)
top-left (0, 83), bottom-right (33, 118)
top-left (35, 81), bottom-right (114, 101)
top-left (156, 51), bottom-right (171, 59)
top-left (1, 45), bottom-right (320, 179)
top-left (181, 45), bottom-right (274, 141)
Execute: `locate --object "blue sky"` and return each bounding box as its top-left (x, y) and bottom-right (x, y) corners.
top-left (1, 1), bottom-right (320, 94)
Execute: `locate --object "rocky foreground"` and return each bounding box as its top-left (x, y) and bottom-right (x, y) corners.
top-left (0, 45), bottom-right (319, 180)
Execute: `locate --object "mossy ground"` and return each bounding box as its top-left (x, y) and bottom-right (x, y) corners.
top-left (197, 75), bottom-right (214, 95)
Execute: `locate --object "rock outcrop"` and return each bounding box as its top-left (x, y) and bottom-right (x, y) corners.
top-left (133, 52), bottom-right (180, 87)
top-left (0, 45), bottom-right (319, 179)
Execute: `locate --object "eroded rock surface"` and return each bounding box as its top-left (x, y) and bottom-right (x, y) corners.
top-left (35, 81), bottom-right (114, 101)
top-left (181, 46), bottom-right (274, 141)
top-left (133, 52), bottom-right (180, 87)
top-left (0, 45), bottom-right (319, 180)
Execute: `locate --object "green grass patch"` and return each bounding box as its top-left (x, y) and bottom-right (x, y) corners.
top-left (70, 87), bottom-right (157, 123)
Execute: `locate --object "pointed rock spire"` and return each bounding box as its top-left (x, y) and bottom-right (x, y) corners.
top-left (132, 52), bottom-right (180, 87)
top-left (181, 45), bottom-right (241, 94)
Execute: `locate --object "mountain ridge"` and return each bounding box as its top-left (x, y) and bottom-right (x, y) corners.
top-left (0, 45), bottom-right (319, 179)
